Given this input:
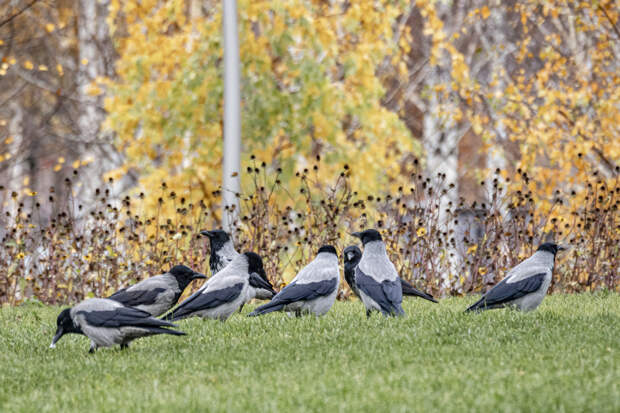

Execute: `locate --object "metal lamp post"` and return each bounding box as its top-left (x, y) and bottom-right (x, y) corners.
top-left (222, 0), bottom-right (241, 232)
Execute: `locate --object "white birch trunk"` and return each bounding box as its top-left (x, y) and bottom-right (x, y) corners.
top-left (7, 101), bottom-right (25, 192)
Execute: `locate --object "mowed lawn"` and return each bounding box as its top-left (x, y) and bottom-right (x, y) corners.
top-left (1, 294), bottom-right (618, 412)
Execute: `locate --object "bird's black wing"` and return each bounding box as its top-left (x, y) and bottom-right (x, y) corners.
top-left (166, 283), bottom-right (244, 320)
top-left (78, 306), bottom-right (177, 329)
top-left (466, 273), bottom-right (546, 311)
top-left (108, 287), bottom-right (167, 307)
top-left (249, 278), bottom-right (338, 316)
top-left (355, 267), bottom-right (404, 316)
top-left (400, 278), bottom-right (438, 303)
top-left (274, 278), bottom-right (338, 304)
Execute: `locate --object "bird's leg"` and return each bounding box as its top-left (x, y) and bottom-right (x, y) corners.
top-left (238, 303), bottom-right (245, 313)
top-left (88, 341), bottom-right (98, 354)
top-left (295, 309), bottom-right (302, 318)
top-left (366, 309), bottom-right (371, 318)
top-left (120, 343), bottom-right (129, 350)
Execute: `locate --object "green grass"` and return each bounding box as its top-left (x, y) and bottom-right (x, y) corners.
top-left (1, 294), bottom-right (619, 412)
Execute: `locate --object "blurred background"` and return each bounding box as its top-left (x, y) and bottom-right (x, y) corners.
top-left (0, 0), bottom-right (618, 304)
top-left (1, 0), bottom-right (617, 213)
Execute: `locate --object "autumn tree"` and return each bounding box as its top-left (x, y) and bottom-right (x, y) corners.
top-left (0, 0), bottom-right (120, 220)
top-left (103, 0), bottom-right (419, 217)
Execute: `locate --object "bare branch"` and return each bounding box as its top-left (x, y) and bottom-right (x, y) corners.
top-left (0, 0), bottom-right (40, 28)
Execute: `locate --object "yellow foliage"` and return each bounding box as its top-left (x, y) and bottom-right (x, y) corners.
top-left (104, 0), bottom-right (419, 216)
top-left (481, 6), bottom-right (491, 19)
top-left (420, 0), bottom-right (619, 223)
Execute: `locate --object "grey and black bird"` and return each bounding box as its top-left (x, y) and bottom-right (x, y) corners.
top-left (201, 229), bottom-right (275, 303)
top-left (466, 243), bottom-right (565, 312)
top-left (108, 265), bottom-right (206, 317)
top-left (200, 229), bottom-right (239, 274)
top-left (50, 298), bottom-right (185, 353)
top-left (343, 245), bottom-right (437, 303)
top-left (163, 252), bottom-right (273, 322)
top-left (351, 229), bottom-right (404, 317)
top-left (249, 245), bottom-right (340, 317)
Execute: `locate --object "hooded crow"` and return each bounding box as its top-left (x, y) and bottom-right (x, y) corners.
top-left (351, 229), bottom-right (404, 317)
top-left (163, 252), bottom-right (272, 322)
top-left (201, 229), bottom-right (239, 274)
top-left (248, 245), bottom-right (340, 317)
top-left (108, 265), bottom-right (206, 317)
top-left (466, 243), bottom-right (565, 312)
top-left (50, 298), bottom-right (185, 353)
top-left (343, 246), bottom-right (363, 299)
top-left (201, 229), bottom-right (275, 303)
top-left (344, 245), bottom-right (437, 303)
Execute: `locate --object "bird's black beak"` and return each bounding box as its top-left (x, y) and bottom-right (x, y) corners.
top-left (558, 244), bottom-right (569, 252)
top-left (351, 232), bottom-right (362, 239)
top-left (192, 272), bottom-right (207, 280)
top-left (50, 327), bottom-right (64, 349)
top-left (200, 230), bottom-right (214, 238)
top-left (249, 272), bottom-right (276, 294)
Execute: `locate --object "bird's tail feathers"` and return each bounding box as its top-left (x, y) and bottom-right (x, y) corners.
top-left (142, 326), bottom-right (187, 336)
top-left (146, 318), bottom-right (178, 328)
top-left (465, 298), bottom-right (495, 312)
top-left (248, 302), bottom-right (284, 317)
top-left (402, 285), bottom-right (438, 303)
top-left (161, 311), bottom-right (187, 322)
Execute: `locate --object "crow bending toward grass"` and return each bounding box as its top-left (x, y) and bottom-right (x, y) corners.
top-left (50, 298), bottom-right (185, 353)
top-left (466, 243), bottom-right (565, 312)
top-left (108, 265), bottom-right (206, 317)
top-left (249, 245), bottom-right (340, 318)
top-left (164, 252), bottom-right (273, 322)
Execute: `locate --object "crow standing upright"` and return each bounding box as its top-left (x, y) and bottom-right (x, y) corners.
top-left (351, 230), bottom-right (404, 317)
top-left (50, 298), bottom-right (185, 353)
top-left (108, 265), bottom-right (206, 317)
top-left (248, 245), bottom-right (340, 317)
top-left (200, 230), bottom-right (239, 275)
top-left (163, 252), bottom-right (273, 322)
top-left (343, 245), bottom-right (437, 303)
top-left (466, 243), bottom-right (565, 312)
top-left (201, 230), bottom-right (275, 304)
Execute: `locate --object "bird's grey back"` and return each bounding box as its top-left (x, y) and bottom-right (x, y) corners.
top-left (506, 250), bottom-right (555, 283)
top-left (71, 298), bottom-right (122, 316)
top-left (128, 274), bottom-right (179, 292)
top-left (293, 252), bottom-right (340, 284)
top-left (358, 241), bottom-right (398, 282)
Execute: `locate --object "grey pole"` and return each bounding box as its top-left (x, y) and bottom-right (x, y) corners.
top-left (222, 0), bottom-right (241, 232)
